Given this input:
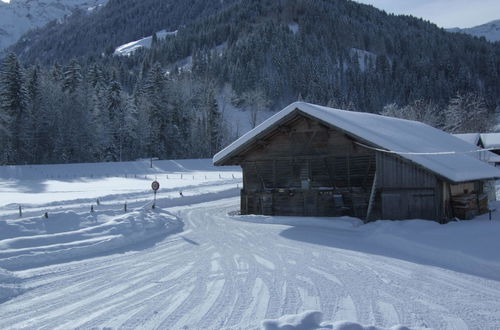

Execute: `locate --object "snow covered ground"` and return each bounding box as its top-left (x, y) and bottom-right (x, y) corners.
top-left (1, 159), bottom-right (500, 329)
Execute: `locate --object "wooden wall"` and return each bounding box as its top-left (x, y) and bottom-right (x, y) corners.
top-left (375, 152), bottom-right (443, 221)
top-left (233, 112), bottom-right (483, 222)
top-left (239, 114), bottom-right (376, 218)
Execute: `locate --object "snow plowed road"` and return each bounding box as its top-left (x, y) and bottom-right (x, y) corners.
top-left (1, 197), bottom-right (500, 329)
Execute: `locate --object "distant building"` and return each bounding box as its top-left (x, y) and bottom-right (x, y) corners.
top-left (214, 102), bottom-right (500, 222)
top-left (454, 133), bottom-right (500, 165)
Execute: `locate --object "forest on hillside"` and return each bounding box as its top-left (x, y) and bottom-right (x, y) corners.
top-left (1, 0), bottom-right (499, 165)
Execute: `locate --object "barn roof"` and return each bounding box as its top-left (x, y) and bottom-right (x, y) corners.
top-left (214, 102), bottom-right (500, 183)
top-left (480, 133), bottom-right (500, 149)
top-left (453, 133), bottom-right (481, 146)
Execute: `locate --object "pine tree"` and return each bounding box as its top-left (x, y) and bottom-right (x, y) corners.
top-left (143, 63), bottom-right (169, 159)
top-left (63, 59), bottom-right (83, 94)
top-left (0, 53), bottom-right (28, 164)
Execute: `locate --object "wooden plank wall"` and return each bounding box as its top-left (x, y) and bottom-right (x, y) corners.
top-left (376, 152), bottom-right (442, 221)
top-left (239, 114), bottom-right (376, 218)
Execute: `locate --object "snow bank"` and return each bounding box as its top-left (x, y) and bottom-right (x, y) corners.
top-left (233, 214), bottom-right (363, 230)
top-left (0, 267), bottom-right (23, 302)
top-left (232, 207), bottom-right (500, 281)
top-left (0, 209), bottom-right (182, 270)
top-left (262, 310), bottom-right (323, 330)
top-left (358, 216), bottom-right (500, 280)
top-left (262, 311), bottom-right (411, 330)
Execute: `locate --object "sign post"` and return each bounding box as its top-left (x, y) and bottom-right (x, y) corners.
top-left (151, 180), bottom-right (160, 209)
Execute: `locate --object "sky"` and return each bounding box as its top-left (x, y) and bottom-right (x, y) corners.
top-left (354, 0), bottom-right (500, 28)
top-left (0, 0), bottom-right (498, 28)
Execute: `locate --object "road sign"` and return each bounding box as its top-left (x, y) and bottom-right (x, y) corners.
top-left (152, 180), bottom-right (160, 191)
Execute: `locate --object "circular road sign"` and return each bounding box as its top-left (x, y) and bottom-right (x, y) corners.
top-left (151, 180), bottom-right (160, 191)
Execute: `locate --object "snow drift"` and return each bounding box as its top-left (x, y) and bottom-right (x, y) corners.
top-left (0, 267), bottom-right (23, 302)
top-left (262, 311), bottom-right (412, 330)
top-left (0, 208), bottom-right (182, 270)
top-left (233, 205), bottom-right (500, 282)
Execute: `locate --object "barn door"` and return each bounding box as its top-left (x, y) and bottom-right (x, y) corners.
top-left (408, 190), bottom-right (436, 220)
top-left (382, 190), bottom-right (436, 220)
top-left (381, 192), bottom-right (406, 219)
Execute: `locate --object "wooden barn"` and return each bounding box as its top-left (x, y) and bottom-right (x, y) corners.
top-left (214, 102), bottom-right (500, 222)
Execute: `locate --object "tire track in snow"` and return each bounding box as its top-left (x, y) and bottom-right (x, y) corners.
top-left (2, 198), bottom-right (500, 329)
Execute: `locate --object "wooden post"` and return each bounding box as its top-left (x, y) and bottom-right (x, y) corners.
top-left (347, 156), bottom-right (351, 189)
top-left (19, 205), bottom-right (22, 217)
top-left (366, 171), bottom-right (378, 221)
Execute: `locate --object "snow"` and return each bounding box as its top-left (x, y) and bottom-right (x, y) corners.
top-left (0, 0), bottom-right (107, 51)
top-left (350, 48), bottom-right (377, 72)
top-left (0, 208), bottom-right (182, 270)
top-left (447, 19), bottom-right (500, 42)
top-left (452, 133), bottom-right (500, 164)
top-left (233, 213), bottom-right (363, 230)
top-left (114, 30), bottom-right (177, 56)
top-left (262, 311), bottom-right (411, 330)
top-left (1, 159), bottom-right (500, 328)
top-left (214, 102), bottom-right (500, 183)
top-left (233, 206), bottom-right (500, 281)
top-left (453, 133), bottom-right (480, 146)
top-left (480, 133), bottom-right (500, 149)
top-left (0, 267), bottom-right (22, 302)
top-left (217, 90), bottom-right (277, 139)
top-left (288, 22), bottom-right (300, 35)
top-left (262, 310), bottom-right (323, 329)
top-left (0, 158), bottom-right (241, 269)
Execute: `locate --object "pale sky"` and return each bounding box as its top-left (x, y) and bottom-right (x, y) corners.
top-left (1, 0), bottom-right (498, 28)
top-left (354, 0), bottom-right (500, 28)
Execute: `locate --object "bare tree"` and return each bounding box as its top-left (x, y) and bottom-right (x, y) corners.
top-left (241, 89), bottom-right (270, 128)
top-left (443, 93), bottom-right (492, 133)
top-left (381, 99), bottom-right (441, 127)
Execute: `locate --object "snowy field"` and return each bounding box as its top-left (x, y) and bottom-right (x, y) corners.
top-left (1, 159), bottom-right (500, 329)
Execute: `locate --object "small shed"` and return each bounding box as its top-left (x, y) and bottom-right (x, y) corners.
top-left (454, 133), bottom-right (500, 166)
top-left (214, 102), bottom-right (500, 222)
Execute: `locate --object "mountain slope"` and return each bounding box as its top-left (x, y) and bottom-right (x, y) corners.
top-left (8, 0), bottom-right (238, 62)
top-left (448, 19), bottom-right (500, 43)
top-left (0, 0), bottom-right (499, 166)
top-left (0, 0), bottom-right (107, 51)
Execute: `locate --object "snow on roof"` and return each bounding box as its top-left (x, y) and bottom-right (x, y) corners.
top-left (453, 133), bottom-right (481, 146)
top-left (214, 102), bottom-right (500, 183)
top-left (480, 133), bottom-right (500, 149)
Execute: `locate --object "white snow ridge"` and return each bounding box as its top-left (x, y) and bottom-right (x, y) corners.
top-left (0, 267), bottom-right (23, 302)
top-left (114, 30), bottom-right (177, 56)
top-left (262, 311), bottom-right (411, 330)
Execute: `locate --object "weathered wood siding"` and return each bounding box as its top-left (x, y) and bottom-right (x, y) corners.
top-left (376, 152), bottom-right (443, 221)
top-left (239, 114), bottom-right (376, 218)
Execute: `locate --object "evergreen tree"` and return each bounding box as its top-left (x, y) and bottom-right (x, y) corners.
top-left (0, 53), bottom-right (28, 164)
top-left (63, 59), bottom-right (83, 94)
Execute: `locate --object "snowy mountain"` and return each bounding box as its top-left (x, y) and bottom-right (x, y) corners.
top-left (0, 0), bottom-right (107, 51)
top-left (447, 19), bottom-right (500, 42)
